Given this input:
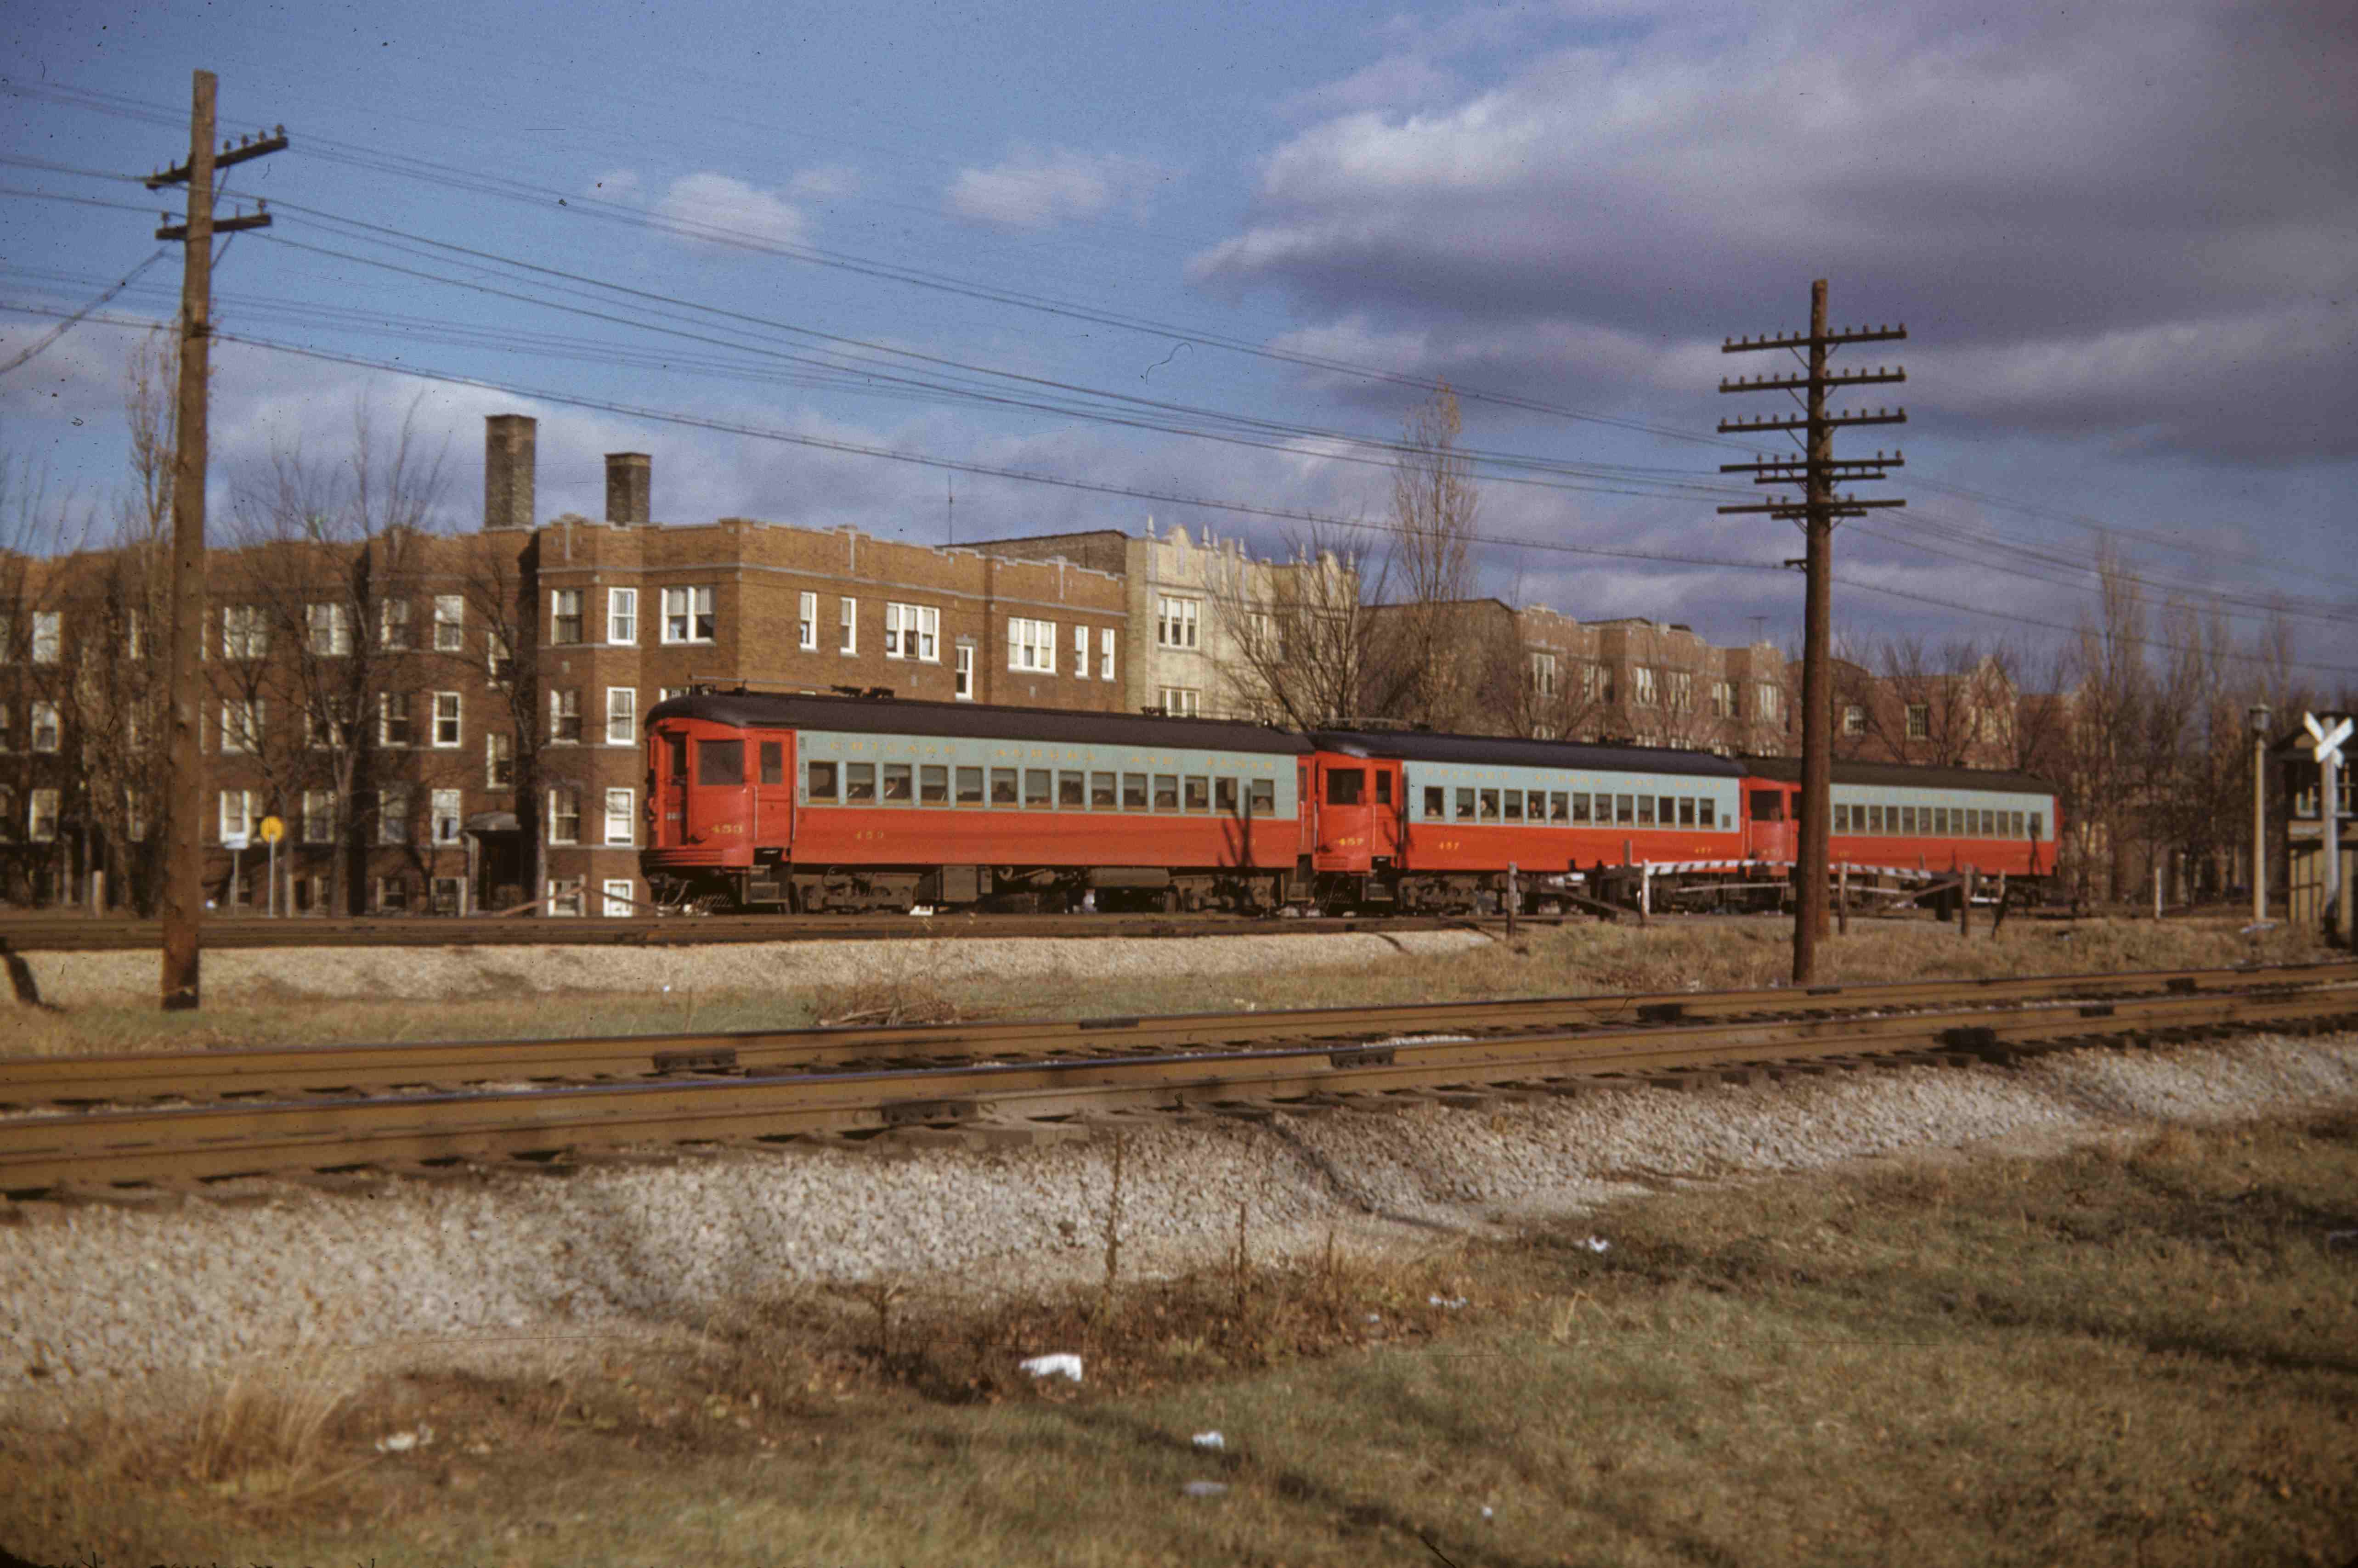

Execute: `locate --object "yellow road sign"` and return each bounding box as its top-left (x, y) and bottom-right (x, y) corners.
top-left (258, 815), bottom-right (285, 845)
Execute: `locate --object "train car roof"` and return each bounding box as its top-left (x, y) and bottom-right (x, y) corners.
top-left (1740, 754), bottom-right (2058, 794)
top-left (645, 690), bottom-right (1311, 755)
top-left (1311, 728), bottom-right (1748, 778)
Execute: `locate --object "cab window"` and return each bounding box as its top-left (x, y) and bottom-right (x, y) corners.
top-left (698, 739), bottom-right (744, 787)
top-left (759, 742), bottom-right (784, 786)
top-left (1749, 791), bottom-right (1785, 823)
top-left (1326, 768), bottom-right (1364, 806)
top-left (1374, 773), bottom-right (1393, 805)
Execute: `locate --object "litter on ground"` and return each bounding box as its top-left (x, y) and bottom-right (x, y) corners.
top-left (1019, 1353), bottom-right (1084, 1382)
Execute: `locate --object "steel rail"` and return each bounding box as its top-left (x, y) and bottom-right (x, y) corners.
top-left (7, 960), bottom-right (2354, 1109)
top-left (5, 981), bottom-right (2354, 1192)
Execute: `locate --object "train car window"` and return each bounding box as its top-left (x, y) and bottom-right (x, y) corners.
top-left (1058, 771), bottom-right (1086, 808)
top-left (1503, 790), bottom-right (1523, 822)
top-left (807, 760), bottom-right (839, 801)
top-left (990, 768), bottom-right (1018, 806)
top-left (1636, 795), bottom-right (1655, 826)
top-left (1479, 789), bottom-right (1500, 822)
top-left (1833, 804), bottom-right (1849, 833)
top-left (759, 742), bottom-right (784, 786)
top-left (1866, 805), bottom-right (1883, 833)
top-left (699, 739), bottom-right (745, 787)
top-left (956, 767), bottom-right (984, 806)
top-left (1024, 769), bottom-right (1052, 808)
top-left (1523, 790), bottom-right (1542, 821)
top-left (1153, 774), bottom-right (1180, 812)
top-left (1123, 773), bottom-right (1149, 811)
top-left (1984, 810), bottom-right (1997, 837)
top-left (1698, 799), bottom-right (1715, 829)
top-left (1456, 788), bottom-right (1476, 822)
top-left (1326, 768), bottom-right (1364, 805)
top-left (1091, 771), bottom-right (1118, 810)
top-left (1933, 807), bottom-right (1948, 835)
top-left (1572, 793), bottom-right (1592, 824)
top-left (1679, 798), bottom-right (1696, 827)
top-left (1375, 772), bottom-right (1393, 805)
top-left (2027, 812), bottom-right (2041, 839)
top-left (1749, 791), bottom-right (1782, 823)
top-left (1616, 794), bottom-right (1635, 825)
top-left (1249, 778), bottom-right (1276, 816)
top-left (1425, 786), bottom-right (1446, 818)
top-left (663, 732), bottom-right (687, 781)
top-left (1215, 777), bottom-right (1238, 813)
top-left (844, 762), bottom-right (876, 803)
top-left (1184, 776), bottom-right (1210, 812)
top-left (1658, 795), bottom-right (1675, 827)
top-left (1898, 806), bottom-right (1914, 835)
top-left (882, 763), bottom-right (912, 803)
top-left (1550, 792), bottom-right (1568, 823)
top-left (920, 765), bottom-right (949, 805)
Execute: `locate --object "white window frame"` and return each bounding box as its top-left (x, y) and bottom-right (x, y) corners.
top-left (124, 785), bottom-right (150, 842)
top-left (1073, 624), bottom-right (1091, 678)
top-left (798, 591), bottom-right (818, 651)
top-left (1159, 687), bottom-right (1201, 717)
top-left (379, 691), bottom-right (413, 747)
top-left (550, 688), bottom-right (581, 744)
top-left (1156, 595), bottom-right (1200, 650)
top-left (379, 598), bottom-right (413, 650)
top-left (1100, 627), bottom-right (1115, 682)
top-left (662, 585), bottom-right (716, 645)
top-left (1007, 617), bottom-right (1056, 673)
top-left (837, 596), bottom-right (857, 655)
top-left (31, 786), bottom-right (62, 844)
top-left (433, 594), bottom-right (464, 653)
top-left (1634, 667), bottom-right (1658, 707)
top-left (604, 787), bottom-right (635, 846)
top-left (486, 730), bottom-right (514, 788)
top-left (222, 604), bottom-right (269, 660)
top-left (550, 588), bottom-right (584, 645)
top-left (607, 587), bottom-right (638, 645)
top-left (219, 788), bottom-right (256, 844)
top-left (218, 698), bottom-right (261, 755)
top-left (602, 879), bottom-right (635, 918)
top-left (378, 785), bottom-right (408, 846)
top-left (605, 686), bottom-right (637, 746)
top-left (31, 699), bottom-right (62, 754)
top-left (307, 601), bottom-right (351, 657)
top-left (31, 610), bottom-right (61, 665)
top-left (126, 609), bottom-right (144, 660)
top-left (431, 788), bottom-right (464, 846)
top-left (430, 691), bottom-right (462, 748)
top-left (548, 785), bottom-right (582, 845)
top-left (303, 788), bottom-right (336, 845)
top-left (884, 602), bottom-right (938, 662)
top-left (547, 877), bottom-right (585, 918)
top-left (1531, 651), bottom-right (1558, 697)
top-left (954, 643), bottom-right (974, 700)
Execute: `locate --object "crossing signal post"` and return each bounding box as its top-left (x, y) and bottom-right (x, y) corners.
top-left (1718, 280), bottom-right (1906, 984)
top-left (146, 70), bottom-right (285, 1009)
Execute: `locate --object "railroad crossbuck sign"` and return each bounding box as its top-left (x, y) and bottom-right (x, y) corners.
top-left (2310, 713), bottom-right (2352, 766)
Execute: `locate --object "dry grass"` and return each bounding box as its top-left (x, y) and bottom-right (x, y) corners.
top-left (9, 1109), bottom-right (2356, 1566)
top-left (0, 914), bottom-right (2326, 1059)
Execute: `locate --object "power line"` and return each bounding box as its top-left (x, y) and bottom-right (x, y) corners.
top-left (0, 248), bottom-right (166, 376)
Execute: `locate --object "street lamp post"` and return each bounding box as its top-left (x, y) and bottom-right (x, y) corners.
top-left (2251, 705), bottom-right (2272, 925)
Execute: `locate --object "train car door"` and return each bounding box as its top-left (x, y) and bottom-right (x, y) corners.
top-left (654, 727), bottom-right (688, 845)
top-left (1370, 761), bottom-right (1405, 863)
top-left (1313, 756), bottom-right (1375, 872)
top-left (750, 728), bottom-right (795, 852)
top-left (1747, 784), bottom-right (1796, 862)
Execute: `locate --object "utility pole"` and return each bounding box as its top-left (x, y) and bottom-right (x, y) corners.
top-left (1717, 280), bottom-right (1906, 983)
top-left (146, 70), bottom-right (285, 1010)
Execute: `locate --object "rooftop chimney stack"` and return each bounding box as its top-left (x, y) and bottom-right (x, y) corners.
top-left (605, 451), bottom-right (651, 527)
top-left (483, 414), bottom-right (537, 531)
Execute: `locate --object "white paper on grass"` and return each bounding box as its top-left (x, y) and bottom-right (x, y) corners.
top-left (1192, 1431), bottom-right (1224, 1450)
top-left (1019, 1353), bottom-right (1084, 1382)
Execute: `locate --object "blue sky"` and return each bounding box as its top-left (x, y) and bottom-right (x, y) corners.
top-left (4, 0), bottom-right (2354, 687)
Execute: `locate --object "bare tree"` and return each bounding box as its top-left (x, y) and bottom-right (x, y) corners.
top-left (1212, 525), bottom-right (1374, 728)
top-left (1367, 384), bottom-right (1487, 728)
top-left (441, 530), bottom-right (547, 910)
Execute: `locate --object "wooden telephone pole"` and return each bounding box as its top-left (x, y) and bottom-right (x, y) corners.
top-left (146, 70), bottom-right (285, 1009)
top-left (1717, 280), bottom-right (1905, 983)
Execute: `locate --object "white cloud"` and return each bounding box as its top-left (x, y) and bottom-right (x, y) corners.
top-left (653, 172), bottom-right (813, 250)
top-left (945, 147), bottom-right (1175, 231)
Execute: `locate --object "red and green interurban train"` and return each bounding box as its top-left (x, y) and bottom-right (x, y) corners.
top-left (640, 691), bottom-right (2058, 914)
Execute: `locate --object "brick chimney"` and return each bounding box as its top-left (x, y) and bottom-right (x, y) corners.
top-left (605, 451), bottom-right (651, 527)
top-left (483, 414), bottom-right (536, 531)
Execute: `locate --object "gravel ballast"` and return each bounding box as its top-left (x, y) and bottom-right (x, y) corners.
top-left (6, 1029), bottom-right (2357, 1420)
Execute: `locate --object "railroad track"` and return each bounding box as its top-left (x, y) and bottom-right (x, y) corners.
top-left (0, 910), bottom-right (1578, 953)
top-left (5, 961), bottom-right (2354, 1198)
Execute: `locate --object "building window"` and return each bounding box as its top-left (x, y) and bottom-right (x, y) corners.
top-left (550, 688), bottom-right (581, 744)
top-left (549, 786), bottom-right (582, 844)
top-left (432, 788), bottom-right (463, 845)
top-left (603, 879), bottom-right (635, 917)
top-left (125, 785), bottom-right (151, 841)
top-left (431, 691), bottom-right (462, 747)
top-left (379, 599), bottom-right (412, 650)
top-left (433, 594), bottom-right (464, 652)
top-left (302, 704), bottom-right (348, 751)
top-left (550, 589), bottom-right (583, 644)
top-left (303, 789), bottom-right (336, 845)
top-left (0, 786), bottom-right (14, 840)
top-left (1669, 671), bottom-right (1694, 711)
top-left (486, 629), bottom-right (514, 685)
top-left (607, 587), bottom-right (637, 645)
top-left (657, 686), bottom-right (689, 703)
top-left (1008, 617), bottom-right (1056, 673)
top-left (837, 596), bottom-right (857, 654)
top-left (954, 643), bottom-right (974, 699)
top-left (1634, 667), bottom-right (1658, 707)
top-left (1843, 705), bottom-right (1866, 735)
top-left (1906, 704), bottom-right (1930, 740)
top-left (125, 609), bottom-right (144, 660)
top-left (1757, 683), bottom-right (1783, 722)
top-left (308, 602), bottom-right (351, 656)
top-left (547, 877), bottom-right (585, 917)
top-left (31, 699), bottom-right (62, 754)
top-left (375, 876), bottom-right (410, 914)
top-left (379, 786), bottom-right (408, 845)
top-left (222, 604), bottom-right (269, 659)
top-left (798, 591), bottom-right (818, 650)
top-left (664, 585), bottom-right (717, 644)
top-left (1100, 627), bottom-right (1115, 682)
top-left (30, 787), bottom-right (61, 844)
top-left (606, 687), bottom-right (637, 745)
top-left (218, 699), bottom-right (260, 755)
top-left (486, 730), bottom-right (514, 788)
top-left (1531, 651), bottom-right (1558, 697)
top-left (219, 788), bottom-right (256, 844)
top-left (1156, 595), bottom-right (1199, 649)
top-left (432, 877), bottom-right (464, 916)
top-left (884, 603), bottom-right (939, 661)
top-left (379, 692), bottom-right (412, 747)
top-left (604, 787), bottom-right (635, 846)
top-left (1713, 680), bottom-right (1736, 718)
top-left (31, 610), bottom-right (61, 664)
top-left (1159, 687), bottom-right (1201, 717)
